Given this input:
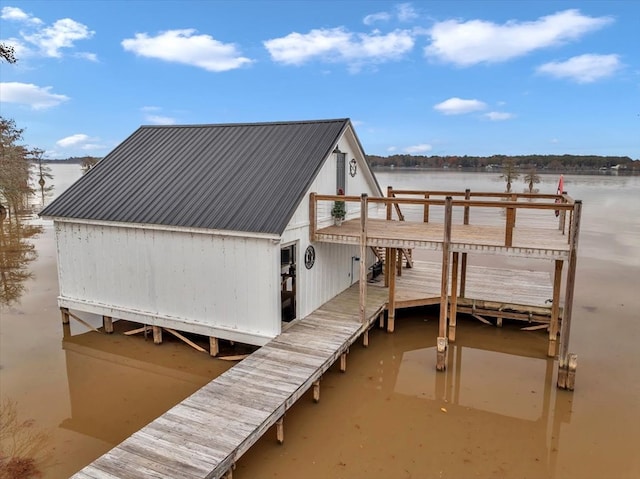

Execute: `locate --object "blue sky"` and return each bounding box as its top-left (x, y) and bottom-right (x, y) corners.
top-left (1, 1), bottom-right (638, 159)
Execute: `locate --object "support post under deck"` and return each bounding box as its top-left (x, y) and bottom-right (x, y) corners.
top-left (387, 247), bottom-right (397, 333)
top-left (437, 197), bottom-right (453, 371)
top-left (548, 260), bottom-right (563, 357)
top-left (359, 194), bottom-right (368, 324)
top-left (557, 201), bottom-right (581, 390)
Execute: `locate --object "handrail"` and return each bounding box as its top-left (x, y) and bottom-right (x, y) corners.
top-left (310, 190), bottom-right (578, 248)
top-left (314, 193), bottom-right (575, 211)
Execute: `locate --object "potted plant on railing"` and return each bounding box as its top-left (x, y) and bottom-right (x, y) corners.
top-left (331, 188), bottom-right (346, 226)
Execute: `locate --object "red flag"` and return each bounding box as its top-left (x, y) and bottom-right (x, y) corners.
top-left (555, 175), bottom-right (564, 217)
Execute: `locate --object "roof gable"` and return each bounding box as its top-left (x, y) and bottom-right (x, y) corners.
top-left (41, 119), bottom-right (350, 235)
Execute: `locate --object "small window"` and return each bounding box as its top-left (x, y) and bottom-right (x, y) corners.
top-left (336, 152), bottom-right (346, 193)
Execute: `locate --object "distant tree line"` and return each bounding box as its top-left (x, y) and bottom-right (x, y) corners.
top-left (367, 154), bottom-right (638, 171)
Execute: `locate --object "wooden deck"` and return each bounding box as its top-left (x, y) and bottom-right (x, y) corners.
top-left (377, 260), bottom-right (561, 323)
top-left (316, 218), bottom-right (570, 259)
top-left (72, 284), bottom-right (388, 479)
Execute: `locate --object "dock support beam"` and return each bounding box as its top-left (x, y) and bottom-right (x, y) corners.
top-left (387, 247), bottom-right (397, 333)
top-left (340, 352), bottom-right (348, 372)
top-left (313, 380), bottom-right (320, 402)
top-left (437, 197), bottom-right (452, 370)
top-left (61, 307), bottom-right (70, 325)
top-left (102, 315), bottom-right (113, 334)
top-left (557, 201), bottom-right (581, 390)
top-left (449, 252), bottom-right (459, 342)
top-left (153, 326), bottom-right (162, 345)
top-left (209, 337), bottom-right (219, 357)
top-left (549, 260), bottom-right (563, 357)
top-left (276, 416), bottom-right (284, 444)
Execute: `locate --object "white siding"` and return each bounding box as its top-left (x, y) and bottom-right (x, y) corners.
top-left (281, 129), bottom-right (382, 319)
top-left (55, 221), bottom-right (280, 345)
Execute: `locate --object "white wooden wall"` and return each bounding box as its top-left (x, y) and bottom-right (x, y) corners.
top-left (55, 221), bottom-right (280, 345)
top-left (281, 128), bottom-right (383, 319)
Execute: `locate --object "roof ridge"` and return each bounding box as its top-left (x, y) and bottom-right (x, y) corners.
top-left (140, 118), bottom-right (350, 129)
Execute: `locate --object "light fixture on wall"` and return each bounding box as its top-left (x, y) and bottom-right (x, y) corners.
top-left (333, 145), bottom-right (342, 154)
top-left (349, 158), bottom-right (357, 177)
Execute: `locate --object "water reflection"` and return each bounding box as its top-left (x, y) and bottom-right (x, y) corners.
top-left (0, 216), bottom-right (43, 306)
top-left (374, 318), bottom-right (572, 479)
top-left (59, 322), bottom-right (231, 446)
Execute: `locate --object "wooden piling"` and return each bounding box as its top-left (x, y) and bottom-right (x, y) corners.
top-left (437, 197), bottom-right (453, 370)
top-left (152, 325), bottom-right (162, 345)
top-left (61, 307), bottom-right (70, 325)
top-left (102, 315), bottom-right (113, 334)
top-left (340, 352), bottom-right (347, 372)
top-left (387, 247), bottom-right (397, 333)
top-left (558, 201), bottom-right (581, 390)
top-left (313, 380), bottom-right (320, 402)
top-left (548, 260), bottom-right (563, 357)
top-left (210, 337), bottom-right (219, 357)
top-left (276, 417), bottom-right (284, 444)
top-left (449, 252), bottom-right (459, 342)
top-left (359, 194), bottom-right (368, 324)
top-left (363, 329), bottom-right (369, 347)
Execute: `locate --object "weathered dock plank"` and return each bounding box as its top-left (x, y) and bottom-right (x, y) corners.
top-left (71, 283), bottom-right (388, 479)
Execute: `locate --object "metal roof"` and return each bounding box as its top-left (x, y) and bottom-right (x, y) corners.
top-left (41, 119), bottom-right (352, 235)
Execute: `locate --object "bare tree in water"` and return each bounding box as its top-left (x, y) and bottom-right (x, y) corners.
top-left (524, 168), bottom-right (541, 193)
top-left (500, 159), bottom-right (519, 193)
top-left (0, 118), bottom-right (34, 219)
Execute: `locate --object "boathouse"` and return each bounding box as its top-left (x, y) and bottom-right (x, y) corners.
top-left (41, 119), bottom-right (383, 348)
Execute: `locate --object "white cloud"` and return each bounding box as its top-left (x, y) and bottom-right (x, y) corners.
top-left (22, 18), bottom-right (94, 58)
top-left (425, 9), bottom-right (613, 66)
top-left (396, 3), bottom-right (418, 22)
top-left (146, 115), bottom-right (176, 125)
top-left (537, 53), bottom-right (621, 83)
top-left (122, 29), bottom-right (253, 72)
top-left (0, 82), bottom-right (69, 109)
top-left (56, 133), bottom-right (105, 151)
top-left (75, 51), bottom-right (98, 62)
top-left (363, 3), bottom-right (417, 25)
top-left (2, 7), bottom-right (94, 59)
top-left (1, 6), bottom-right (43, 25)
top-left (434, 97), bottom-right (486, 115)
top-left (264, 27), bottom-right (414, 66)
top-left (485, 111), bottom-right (514, 121)
top-left (57, 134), bottom-right (90, 147)
top-left (405, 143), bottom-right (432, 153)
top-left (387, 146), bottom-right (397, 152)
top-left (363, 12), bottom-right (391, 25)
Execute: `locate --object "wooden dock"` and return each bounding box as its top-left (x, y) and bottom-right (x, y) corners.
top-left (72, 284), bottom-right (388, 479)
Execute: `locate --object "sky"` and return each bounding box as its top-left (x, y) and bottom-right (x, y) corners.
top-left (0, 0), bottom-right (638, 160)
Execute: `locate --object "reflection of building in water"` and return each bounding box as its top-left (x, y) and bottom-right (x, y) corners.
top-left (59, 325), bottom-right (227, 445)
top-left (0, 217), bottom-right (43, 305)
top-left (377, 328), bottom-right (571, 479)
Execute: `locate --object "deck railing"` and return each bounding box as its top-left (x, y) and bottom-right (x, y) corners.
top-left (310, 189), bottom-right (577, 248)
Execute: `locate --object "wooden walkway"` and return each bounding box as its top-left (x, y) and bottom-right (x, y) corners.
top-left (381, 260), bottom-right (560, 321)
top-left (72, 284), bottom-right (389, 479)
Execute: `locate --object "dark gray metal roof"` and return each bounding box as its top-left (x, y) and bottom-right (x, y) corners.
top-left (41, 119), bottom-right (352, 235)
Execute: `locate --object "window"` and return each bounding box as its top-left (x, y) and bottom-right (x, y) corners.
top-left (336, 151), bottom-right (346, 193)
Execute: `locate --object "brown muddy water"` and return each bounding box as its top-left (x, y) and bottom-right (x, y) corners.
top-left (1, 165), bottom-right (639, 478)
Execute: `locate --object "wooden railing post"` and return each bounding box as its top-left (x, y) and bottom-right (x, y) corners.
top-left (386, 186), bottom-right (393, 220)
top-left (557, 200), bottom-right (581, 390)
top-left (359, 194), bottom-right (368, 324)
top-left (423, 193), bottom-right (430, 223)
top-left (460, 189), bottom-right (470, 297)
top-left (505, 196), bottom-right (516, 247)
top-left (309, 192), bottom-right (316, 242)
top-left (437, 196), bottom-right (453, 371)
